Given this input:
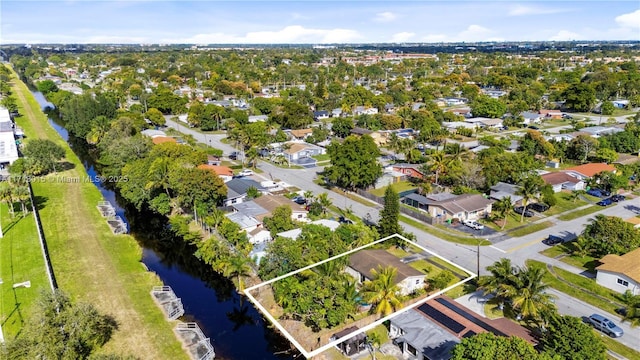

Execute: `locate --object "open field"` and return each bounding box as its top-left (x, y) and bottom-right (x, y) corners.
top-left (0, 205), bottom-right (49, 338)
top-left (10, 71), bottom-right (187, 359)
top-left (369, 181), bottom-right (417, 197)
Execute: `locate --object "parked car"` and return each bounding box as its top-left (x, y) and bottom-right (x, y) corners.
top-left (527, 203), bottom-right (550, 212)
top-left (514, 206), bottom-right (534, 217)
top-left (586, 188), bottom-right (602, 197)
top-left (599, 189), bottom-right (611, 197)
top-left (338, 216), bottom-right (354, 225)
top-left (238, 169), bottom-right (254, 177)
top-left (610, 194), bottom-right (626, 202)
top-left (597, 198), bottom-right (613, 206)
top-left (586, 314), bottom-right (624, 338)
top-left (543, 235), bottom-right (563, 245)
top-left (527, 125), bottom-right (540, 130)
top-left (292, 196), bottom-right (307, 205)
top-left (229, 151), bottom-right (240, 160)
top-left (562, 113), bottom-right (574, 119)
top-left (463, 220), bottom-right (485, 230)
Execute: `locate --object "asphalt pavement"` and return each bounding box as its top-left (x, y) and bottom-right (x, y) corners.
top-left (164, 116), bottom-right (640, 353)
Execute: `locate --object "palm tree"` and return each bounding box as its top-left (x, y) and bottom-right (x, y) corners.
top-left (361, 265), bottom-right (402, 317)
top-left (516, 177), bottom-right (540, 223)
top-left (571, 236), bottom-right (592, 258)
top-left (316, 192), bottom-right (332, 215)
top-left (223, 255), bottom-right (253, 292)
top-left (13, 185), bottom-right (30, 217)
top-left (303, 190), bottom-right (314, 204)
top-left (511, 266), bottom-right (556, 321)
top-left (428, 152), bottom-right (448, 186)
top-left (478, 258), bottom-right (518, 309)
top-left (145, 157), bottom-right (173, 198)
top-left (570, 189), bottom-right (586, 203)
top-left (494, 196), bottom-right (513, 230)
top-left (620, 290), bottom-right (640, 328)
top-left (204, 208), bottom-right (225, 233)
top-left (0, 182), bottom-right (14, 218)
top-left (245, 146), bottom-right (259, 169)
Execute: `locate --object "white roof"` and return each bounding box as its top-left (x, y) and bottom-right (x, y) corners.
top-left (442, 122), bottom-right (476, 129)
top-left (0, 131), bottom-right (19, 164)
top-left (276, 219), bottom-right (341, 240)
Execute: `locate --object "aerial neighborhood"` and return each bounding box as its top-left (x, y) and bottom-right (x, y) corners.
top-left (1, 37), bottom-right (640, 360)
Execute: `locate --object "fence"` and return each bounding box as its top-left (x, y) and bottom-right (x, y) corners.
top-left (28, 183), bottom-right (57, 291)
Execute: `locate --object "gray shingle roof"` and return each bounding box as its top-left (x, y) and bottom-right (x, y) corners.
top-left (391, 310), bottom-right (458, 360)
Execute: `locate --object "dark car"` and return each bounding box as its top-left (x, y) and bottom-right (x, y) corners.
top-left (527, 125), bottom-right (540, 130)
top-left (611, 194), bottom-right (626, 202)
top-left (514, 206), bottom-right (534, 217)
top-left (597, 198), bottom-right (613, 206)
top-left (527, 203), bottom-right (550, 212)
top-left (292, 196), bottom-right (307, 205)
top-left (586, 188), bottom-right (602, 197)
top-left (544, 235), bottom-right (563, 245)
top-left (599, 189), bottom-right (611, 197)
top-left (562, 114), bottom-right (574, 119)
top-left (229, 151), bottom-right (239, 160)
top-left (338, 216), bottom-right (354, 225)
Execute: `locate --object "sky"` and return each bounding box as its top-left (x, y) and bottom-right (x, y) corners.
top-left (1, 1), bottom-right (639, 44)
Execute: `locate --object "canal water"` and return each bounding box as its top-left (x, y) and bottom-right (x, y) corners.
top-left (31, 91), bottom-right (296, 360)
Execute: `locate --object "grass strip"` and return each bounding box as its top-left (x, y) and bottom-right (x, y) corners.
top-left (399, 215), bottom-right (490, 246)
top-left (10, 69), bottom-right (187, 359)
top-left (599, 334), bottom-right (640, 360)
top-left (506, 221), bottom-right (553, 237)
top-left (558, 206), bottom-right (601, 221)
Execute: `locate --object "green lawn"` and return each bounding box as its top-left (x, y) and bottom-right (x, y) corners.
top-left (539, 243), bottom-right (599, 272)
top-left (10, 70), bottom-right (187, 359)
top-left (544, 192), bottom-right (590, 216)
top-left (527, 260), bottom-right (624, 316)
top-left (369, 181), bottom-right (417, 197)
top-left (0, 205), bottom-right (50, 338)
top-left (484, 210), bottom-right (550, 233)
top-left (311, 153), bottom-right (330, 162)
top-left (484, 303), bottom-right (504, 319)
top-left (599, 334), bottom-right (640, 360)
top-left (507, 221), bottom-right (553, 237)
top-left (557, 206), bottom-right (601, 221)
top-left (386, 247), bottom-right (410, 258)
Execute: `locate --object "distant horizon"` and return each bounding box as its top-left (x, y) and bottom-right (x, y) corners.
top-left (1, 1), bottom-right (638, 45)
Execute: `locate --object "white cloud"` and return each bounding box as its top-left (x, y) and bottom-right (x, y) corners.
top-left (167, 26), bottom-right (362, 44)
top-left (615, 9), bottom-right (640, 29)
top-left (549, 30), bottom-right (582, 41)
top-left (508, 4), bottom-right (567, 16)
top-left (422, 25), bottom-right (503, 43)
top-left (374, 11), bottom-right (397, 23)
top-left (390, 32), bottom-right (415, 42)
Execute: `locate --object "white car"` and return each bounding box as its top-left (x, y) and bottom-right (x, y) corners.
top-left (463, 220), bottom-right (484, 230)
top-left (238, 169), bottom-right (254, 177)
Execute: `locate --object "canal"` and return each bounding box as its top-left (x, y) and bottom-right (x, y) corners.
top-left (30, 91), bottom-right (296, 360)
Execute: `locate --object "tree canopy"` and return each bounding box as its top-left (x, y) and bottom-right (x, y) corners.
top-left (325, 135), bottom-right (382, 190)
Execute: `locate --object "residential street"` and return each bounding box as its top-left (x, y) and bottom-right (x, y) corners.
top-left (164, 117), bottom-right (640, 352)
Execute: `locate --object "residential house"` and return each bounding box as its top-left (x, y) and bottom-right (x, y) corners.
top-left (539, 109), bottom-right (562, 119)
top-left (353, 106), bottom-right (378, 116)
top-left (403, 193), bottom-right (493, 221)
top-left (489, 182), bottom-right (523, 204)
top-left (580, 126), bottom-right (624, 138)
top-left (225, 211), bottom-right (262, 234)
top-left (374, 167), bottom-right (406, 189)
top-left (564, 163), bottom-right (616, 181)
top-left (345, 249), bottom-right (425, 295)
top-left (595, 247), bottom-right (640, 296)
top-left (612, 100), bottom-right (629, 109)
top-left (546, 133), bottom-right (575, 142)
top-left (248, 115), bottom-right (268, 123)
top-left (288, 128), bottom-right (313, 141)
top-left (151, 136), bottom-right (178, 145)
top-left (481, 89), bottom-right (507, 98)
top-left (520, 111), bottom-right (543, 125)
top-left (331, 108), bottom-right (343, 117)
top-left (275, 219), bottom-right (341, 240)
top-left (442, 122), bottom-right (477, 133)
top-left (197, 164), bottom-right (234, 183)
top-left (0, 110), bottom-right (19, 168)
top-left (392, 163), bottom-right (426, 180)
top-left (349, 128), bottom-right (388, 146)
top-left (389, 296), bottom-right (535, 360)
top-left (141, 129), bottom-right (167, 138)
top-left (624, 217), bottom-right (640, 229)
top-left (614, 154), bottom-right (640, 166)
top-left (540, 172), bottom-right (585, 192)
top-left (465, 117), bottom-right (503, 129)
top-left (252, 194), bottom-right (309, 222)
top-left (280, 142), bottom-right (326, 167)
top-left (224, 178), bottom-right (265, 206)
top-left (449, 108), bottom-right (472, 118)
top-left (313, 110), bottom-right (329, 121)
top-left (412, 102), bottom-right (425, 111)
top-left (384, 103), bottom-right (396, 113)
top-left (444, 97), bottom-right (467, 106)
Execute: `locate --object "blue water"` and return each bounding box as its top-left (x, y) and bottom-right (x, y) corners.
top-left (34, 92), bottom-right (295, 360)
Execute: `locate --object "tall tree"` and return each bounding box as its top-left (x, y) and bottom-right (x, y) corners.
top-left (22, 139), bottom-right (66, 175)
top-left (494, 196), bottom-right (513, 230)
top-left (451, 333), bottom-right (543, 360)
top-left (378, 186), bottom-right (401, 237)
top-left (361, 265), bottom-right (402, 316)
top-left (540, 315), bottom-right (607, 360)
top-left (516, 176), bottom-right (541, 223)
top-left (325, 135), bottom-right (382, 190)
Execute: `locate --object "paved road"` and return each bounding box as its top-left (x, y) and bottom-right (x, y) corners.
top-left (165, 118), bottom-right (640, 352)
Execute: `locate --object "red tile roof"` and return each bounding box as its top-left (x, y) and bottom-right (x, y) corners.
top-left (151, 136), bottom-right (177, 145)
top-left (541, 172), bottom-right (582, 185)
top-left (197, 164), bottom-right (233, 177)
top-left (566, 163), bottom-right (616, 177)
